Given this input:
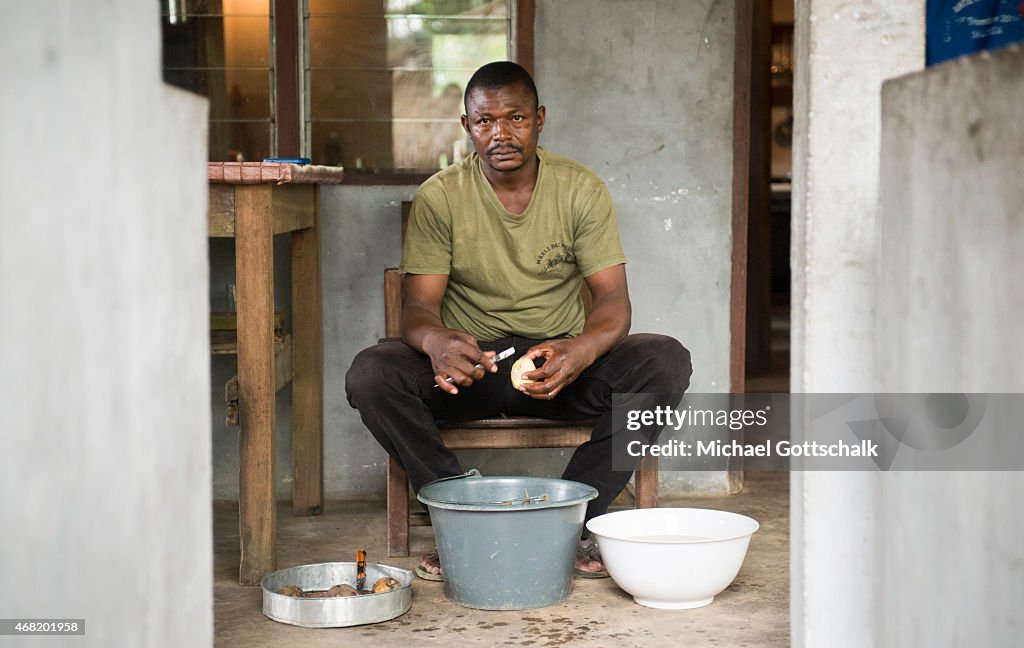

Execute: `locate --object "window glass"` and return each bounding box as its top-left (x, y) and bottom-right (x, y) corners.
top-left (306, 0), bottom-right (510, 173)
top-left (162, 0), bottom-right (273, 162)
top-left (160, 0), bottom-right (514, 172)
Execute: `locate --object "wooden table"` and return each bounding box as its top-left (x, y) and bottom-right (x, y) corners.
top-left (208, 162), bottom-right (341, 584)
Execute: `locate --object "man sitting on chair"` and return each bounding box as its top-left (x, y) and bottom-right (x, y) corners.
top-left (346, 61), bottom-right (691, 579)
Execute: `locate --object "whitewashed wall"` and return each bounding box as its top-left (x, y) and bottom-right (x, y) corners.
top-left (789, 1), bottom-right (924, 645)
top-left (792, 2), bottom-right (1024, 645)
top-left (874, 44), bottom-right (1024, 646)
top-left (535, 0), bottom-right (737, 494)
top-left (0, 3), bottom-right (212, 647)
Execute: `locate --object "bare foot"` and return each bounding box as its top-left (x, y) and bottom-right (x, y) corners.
top-left (418, 551), bottom-right (443, 577)
top-left (574, 552), bottom-right (604, 574)
top-left (575, 539), bottom-right (609, 578)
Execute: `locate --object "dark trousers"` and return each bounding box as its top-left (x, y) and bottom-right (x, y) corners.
top-left (345, 333), bottom-right (691, 526)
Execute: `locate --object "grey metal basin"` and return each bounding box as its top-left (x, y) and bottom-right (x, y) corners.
top-left (261, 561), bottom-right (413, 628)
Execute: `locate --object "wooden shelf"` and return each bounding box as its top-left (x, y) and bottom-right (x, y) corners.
top-left (210, 311), bottom-right (286, 355)
top-left (223, 334), bottom-right (293, 428)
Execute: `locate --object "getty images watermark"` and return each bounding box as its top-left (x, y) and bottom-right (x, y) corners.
top-left (624, 404), bottom-right (878, 459)
top-left (610, 393), bottom-right (1024, 471)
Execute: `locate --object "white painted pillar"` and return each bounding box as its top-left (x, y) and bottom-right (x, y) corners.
top-left (0, 3), bottom-right (212, 646)
top-left (876, 45), bottom-right (1024, 645)
top-left (789, 1), bottom-right (923, 645)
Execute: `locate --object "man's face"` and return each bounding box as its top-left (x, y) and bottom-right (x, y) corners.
top-left (461, 83), bottom-right (545, 175)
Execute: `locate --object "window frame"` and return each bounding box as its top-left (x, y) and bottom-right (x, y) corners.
top-left (276, 0), bottom-right (534, 185)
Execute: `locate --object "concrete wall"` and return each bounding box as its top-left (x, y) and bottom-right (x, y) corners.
top-left (210, 0), bottom-right (739, 500)
top-left (0, 3), bottom-right (212, 648)
top-left (536, 0), bottom-right (737, 492)
top-left (536, 0), bottom-right (734, 397)
top-left (321, 186), bottom-right (417, 498)
top-left (788, 1), bottom-right (924, 645)
top-left (874, 44), bottom-right (1024, 646)
top-left (791, 3), bottom-right (1024, 645)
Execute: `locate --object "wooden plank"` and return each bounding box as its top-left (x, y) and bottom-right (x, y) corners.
top-left (211, 330), bottom-right (241, 356)
top-left (514, 0), bottom-right (535, 76)
top-left (635, 455), bottom-right (659, 508)
top-left (271, 184), bottom-right (315, 234)
top-left (210, 331), bottom-right (287, 356)
top-left (443, 416), bottom-right (596, 429)
top-left (728, 393), bottom-right (748, 495)
top-left (745, 0), bottom-right (775, 374)
top-left (439, 426), bottom-right (591, 449)
top-left (209, 183), bottom-right (315, 237)
top-left (210, 312), bottom-right (238, 330)
top-left (208, 184), bottom-right (236, 237)
top-left (211, 311), bottom-right (285, 332)
top-left (223, 335), bottom-right (293, 428)
top-left (731, 0), bottom-right (752, 398)
top-left (290, 193), bottom-right (323, 517)
top-left (274, 0), bottom-right (301, 157)
top-left (210, 314), bottom-right (287, 356)
top-left (387, 456), bottom-right (410, 557)
top-left (384, 269), bottom-right (402, 339)
top-left (729, 1), bottom-right (756, 494)
top-left (234, 183), bottom-right (277, 585)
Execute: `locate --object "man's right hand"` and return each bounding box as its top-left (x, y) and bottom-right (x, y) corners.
top-left (421, 328), bottom-right (498, 394)
top-left (401, 273), bottom-right (497, 394)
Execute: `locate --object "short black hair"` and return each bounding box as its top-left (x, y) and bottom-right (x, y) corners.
top-left (464, 61), bottom-right (539, 112)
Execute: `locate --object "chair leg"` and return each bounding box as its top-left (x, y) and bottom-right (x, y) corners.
top-left (635, 455), bottom-right (659, 508)
top-left (386, 455), bottom-right (410, 557)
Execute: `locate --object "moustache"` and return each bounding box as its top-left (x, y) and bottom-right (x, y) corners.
top-left (486, 144), bottom-right (523, 156)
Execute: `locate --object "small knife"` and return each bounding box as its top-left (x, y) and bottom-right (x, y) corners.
top-left (434, 346), bottom-right (516, 388)
top-left (356, 549), bottom-right (368, 594)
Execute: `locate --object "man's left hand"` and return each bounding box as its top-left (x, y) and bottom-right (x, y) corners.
top-left (516, 338), bottom-right (597, 400)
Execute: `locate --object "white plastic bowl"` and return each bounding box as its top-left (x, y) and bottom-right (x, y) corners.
top-left (586, 508), bottom-right (759, 609)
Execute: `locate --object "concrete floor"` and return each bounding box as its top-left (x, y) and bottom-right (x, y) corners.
top-left (215, 301), bottom-right (792, 647)
top-left (213, 471), bottom-right (789, 647)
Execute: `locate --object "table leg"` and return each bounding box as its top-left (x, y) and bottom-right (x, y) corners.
top-left (235, 184), bottom-right (277, 585)
top-left (290, 189), bottom-right (324, 516)
top-left (386, 457), bottom-right (410, 557)
top-left (635, 455), bottom-right (659, 508)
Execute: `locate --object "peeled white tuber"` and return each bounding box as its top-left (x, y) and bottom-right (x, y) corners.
top-left (511, 356), bottom-right (539, 390)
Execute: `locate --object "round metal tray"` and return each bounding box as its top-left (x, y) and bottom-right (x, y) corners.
top-left (261, 561), bottom-right (413, 628)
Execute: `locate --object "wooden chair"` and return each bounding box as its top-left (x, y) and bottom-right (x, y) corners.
top-left (382, 203), bottom-right (658, 557)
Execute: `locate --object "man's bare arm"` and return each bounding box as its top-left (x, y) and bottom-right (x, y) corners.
top-left (401, 273), bottom-right (497, 394)
top-left (518, 264), bottom-right (631, 399)
top-left (400, 273), bottom-right (449, 352)
top-left (578, 263), bottom-right (632, 359)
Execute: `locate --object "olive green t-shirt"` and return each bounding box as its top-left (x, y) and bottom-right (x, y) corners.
top-left (399, 147), bottom-right (627, 341)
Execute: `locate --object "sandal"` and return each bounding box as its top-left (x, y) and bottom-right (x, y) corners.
top-left (415, 552), bottom-right (444, 581)
top-left (574, 539), bottom-right (609, 579)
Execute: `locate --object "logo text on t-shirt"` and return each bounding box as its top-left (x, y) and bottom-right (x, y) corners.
top-left (536, 242), bottom-right (577, 273)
